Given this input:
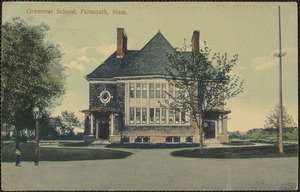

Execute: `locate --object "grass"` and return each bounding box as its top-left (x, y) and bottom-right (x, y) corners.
top-left (222, 141), bottom-right (255, 146)
top-left (58, 141), bottom-right (90, 147)
top-left (171, 144), bottom-right (298, 159)
top-left (106, 143), bottom-right (200, 149)
top-left (2, 142), bottom-right (132, 162)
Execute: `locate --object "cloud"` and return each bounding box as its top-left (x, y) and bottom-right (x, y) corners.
top-left (96, 44), bottom-right (116, 57)
top-left (252, 47), bottom-right (297, 71)
top-left (77, 44), bottom-right (116, 58)
top-left (271, 47), bottom-right (297, 56)
top-left (78, 46), bottom-right (94, 54)
top-left (78, 56), bottom-right (90, 62)
top-left (60, 42), bottom-right (116, 59)
top-left (251, 57), bottom-right (277, 71)
top-left (65, 61), bottom-right (86, 72)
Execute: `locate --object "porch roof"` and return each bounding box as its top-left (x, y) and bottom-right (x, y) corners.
top-left (81, 108), bottom-right (121, 114)
top-left (196, 109), bottom-right (231, 115)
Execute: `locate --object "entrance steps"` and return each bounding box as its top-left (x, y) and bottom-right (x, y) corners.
top-left (204, 139), bottom-right (224, 148)
top-left (91, 139), bottom-right (110, 145)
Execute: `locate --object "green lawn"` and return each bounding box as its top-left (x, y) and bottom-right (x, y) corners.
top-left (171, 144), bottom-right (298, 159)
top-left (2, 142), bottom-right (132, 162)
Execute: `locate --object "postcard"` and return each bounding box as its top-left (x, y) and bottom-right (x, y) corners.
top-left (1, 2), bottom-right (298, 191)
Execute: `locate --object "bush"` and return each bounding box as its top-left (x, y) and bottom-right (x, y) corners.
top-left (244, 127), bottom-right (298, 142)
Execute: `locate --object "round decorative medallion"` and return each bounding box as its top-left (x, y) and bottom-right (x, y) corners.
top-left (99, 89), bottom-right (112, 104)
top-left (203, 122), bottom-right (208, 127)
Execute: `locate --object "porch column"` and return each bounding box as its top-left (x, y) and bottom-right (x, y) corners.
top-left (215, 119), bottom-right (218, 138)
top-left (96, 120), bottom-right (99, 139)
top-left (220, 114), bottom-right (224, 135)
top-left (90, 113), bottom-right (94, 135)
top-left (110, 113), bottom-right (114, 136)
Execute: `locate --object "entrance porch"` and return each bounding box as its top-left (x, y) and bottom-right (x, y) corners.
top-left (202, 109), bottom-right (230, 143)
top-left (81, 108), bottom-right (121, 143)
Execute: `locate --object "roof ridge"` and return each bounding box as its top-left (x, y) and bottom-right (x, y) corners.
top-left (124, 32), bottom-right (174, 69)
top-left (137, 32), bottom-right (174, 54)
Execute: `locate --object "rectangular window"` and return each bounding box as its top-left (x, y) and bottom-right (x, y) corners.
top-left (135, 136), bottom-right (150, 143)
top-left (136, 108), bottom-right (141, 124)
top-left (130, 108), bottom-right (134, 124)
top-left (169, 83), bottom-right (174, 97)
top-left (175, 111), bottom-right (180, 124)
top-left (142, 108), bottom-right (147, 124)
top-left (186, 136), bottom-right (193, 143)
top-left (174, 136), bottom-right (180, 142)
top-left (175, 87), bottom-right (180, 98)
top-left (181, 112), bottom-right (186, 124)
top-left (166, 136), bottom-right (172, 143)
top-left (136, 83), bottom-right (141, 98)
top-left (142, 83), bottom-right (147, 98)
top-left (149, 83), bottom-right (154, 98)
top-left (143, 136), bottom-right (150, 143)
top-left (135, 137), bottom-right (142, 143)
top-left (169, 109), bottom-right (174, 124)
top-left (150, 108), bottom-right (154, 124)
top-left (122, 137), bottom-right (130, 143)
top-left (156, 108), bottom-right (160, 124)
top-left (162, 83), bottom-right (166, 98)
top-left (130, 83), bottom-right (135, 98)
top-left (156, 84), bottom-right (161, 98)
top-left (162, 108), bottom-right (166, 124)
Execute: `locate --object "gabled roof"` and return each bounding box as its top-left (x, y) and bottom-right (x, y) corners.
top-left (86, 50), bottom-right (139, 79)
top-left (86, 32), bottom-right (175, 80)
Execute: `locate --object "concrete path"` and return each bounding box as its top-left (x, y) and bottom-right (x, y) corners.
top-left (2, 147), bottom-right (298, 191)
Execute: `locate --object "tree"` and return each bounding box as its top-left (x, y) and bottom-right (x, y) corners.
top-left (39, 113), bottom-right (59, 139)
top-left (264, 105), bottom-right (296, 129)
top-left (59, 111), bottom-right (80, 136)
top-left (164, 42), bottom-right (243, 153)
top-left (2, 17), bottom-right (66, 149)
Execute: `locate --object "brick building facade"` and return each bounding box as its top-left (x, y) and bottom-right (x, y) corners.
top-left (82, 28), bottom-right (230, 144)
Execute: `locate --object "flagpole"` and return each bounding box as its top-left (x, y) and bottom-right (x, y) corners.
top-left (278, 6), bottom-right (284, 153)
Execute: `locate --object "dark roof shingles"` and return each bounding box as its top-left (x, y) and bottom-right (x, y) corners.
top-left (86, 32), bottom-right (175, 79)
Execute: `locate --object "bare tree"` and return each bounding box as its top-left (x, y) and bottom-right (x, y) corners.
top-left (163, 41), bottom-right (243, 153)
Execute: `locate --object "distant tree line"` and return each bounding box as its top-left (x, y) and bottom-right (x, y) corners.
top-left (3, 111), bottom-right (83, 141)
top-left (229, 127), bottom-right (298, 142)
top-left (229, 105), bottom-right (297, 142)
top-left (39, 111), bottom-right (82, 140)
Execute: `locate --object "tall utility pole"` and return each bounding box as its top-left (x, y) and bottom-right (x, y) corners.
top-left (278, 6), bottom-right (284, 153)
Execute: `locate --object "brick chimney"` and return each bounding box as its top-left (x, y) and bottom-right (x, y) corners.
top-left (191, 30), bottom-right (200, 56)
top-left (117, 28), bottom-right (127, 58)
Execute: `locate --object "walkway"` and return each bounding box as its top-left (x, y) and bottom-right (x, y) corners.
top-left (2, 145), bottom-right (297, 191)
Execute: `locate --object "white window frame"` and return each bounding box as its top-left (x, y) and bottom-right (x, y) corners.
top-left (124, 79), bottom-right (191, 126)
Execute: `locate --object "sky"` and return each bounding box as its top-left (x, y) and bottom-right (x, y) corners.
top-left (2, 2), bottom-right (298, 132)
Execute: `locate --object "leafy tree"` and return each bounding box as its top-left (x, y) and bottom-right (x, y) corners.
top-left (39, 113), bottom-right (59, 139)
top-left (59, 111), bottom-right (80, 135)
top-left (164, 42), bottom-right (243, 153)
top-left (2, 17), bottom-right (66, 149)
top-left (229, 131), bottom-right (242, 139)
top-left (264, 105), bottom-right (296, 129)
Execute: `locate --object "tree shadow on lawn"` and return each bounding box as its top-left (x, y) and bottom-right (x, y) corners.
top-left (106, 143), bottom-right (200, 149)
top-left (171, 144), bottom-right (298, 159)
top-left (2, 142), bottom-right (132, 162)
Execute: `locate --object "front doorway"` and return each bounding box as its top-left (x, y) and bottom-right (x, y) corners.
top-left (203, 121), bottom-right (215, 139)
top-left (98, 121), bottom-right (109, 139)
